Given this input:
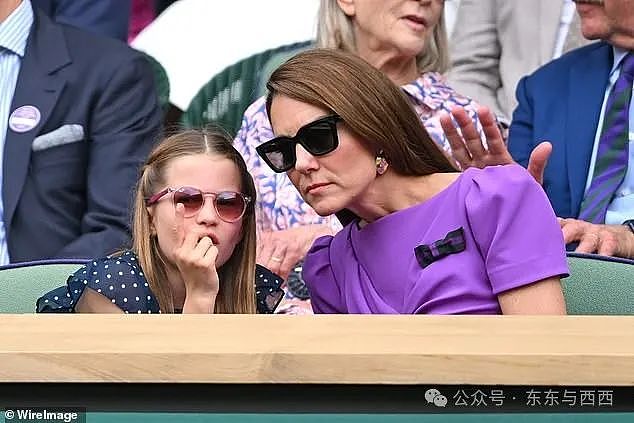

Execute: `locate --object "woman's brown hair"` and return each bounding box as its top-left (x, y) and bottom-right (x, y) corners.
top-left (265, 48), bottom-right (457, 177)
top-left (132, 128), bottom-right (257, 314)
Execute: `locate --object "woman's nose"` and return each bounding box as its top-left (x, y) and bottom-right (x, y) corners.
top-left (294, 144), bottom-right (319, 173)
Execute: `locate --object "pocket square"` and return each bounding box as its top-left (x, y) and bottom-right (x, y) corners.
top-left (32, 124), bottom-right (84, 152)
top-left (414, 227), bottom-right (466, 269)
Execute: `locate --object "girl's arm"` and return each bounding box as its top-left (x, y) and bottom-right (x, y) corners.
top-left (75, 288), bottom-right (125, 314)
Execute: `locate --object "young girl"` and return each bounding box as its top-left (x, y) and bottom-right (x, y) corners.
top-left (38, 129), bottom-right (284, 314)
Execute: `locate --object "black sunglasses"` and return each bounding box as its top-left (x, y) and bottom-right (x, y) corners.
top-left (256, 115), bottom-right (342, 173)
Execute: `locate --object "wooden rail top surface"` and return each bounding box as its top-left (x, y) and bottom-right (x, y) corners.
top-left (1, 314), bottom-right (633, 385)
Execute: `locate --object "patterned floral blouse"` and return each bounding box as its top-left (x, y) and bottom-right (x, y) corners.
top-left (233, 71), bottom-right (484, 234)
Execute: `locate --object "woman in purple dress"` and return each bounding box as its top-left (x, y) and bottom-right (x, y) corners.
top-left (235, 1), bottom-right (488, 313)
top-left (255, 49), bottom-right (568, 315)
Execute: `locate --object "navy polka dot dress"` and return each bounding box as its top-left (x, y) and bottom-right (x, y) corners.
top-left (37, 251), bottom-right (284, 314)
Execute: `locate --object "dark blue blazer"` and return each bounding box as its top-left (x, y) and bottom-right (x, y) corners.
top-left (32, 0), bottom-right (131, 41)
top-left (5, 9), bottom-right (162, 262)
top-left (508, 42), bottom-right (614, 219)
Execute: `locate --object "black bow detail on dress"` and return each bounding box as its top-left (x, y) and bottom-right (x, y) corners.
top-left (414, 227), bottom-right (466, 269)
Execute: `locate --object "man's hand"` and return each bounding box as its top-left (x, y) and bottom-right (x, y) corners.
top-left (257, 224), bottom-right (333, 279)
top-left (560, 218), bottom-right (634, 259)
top-left (439, 106), bottom-right (552, 185)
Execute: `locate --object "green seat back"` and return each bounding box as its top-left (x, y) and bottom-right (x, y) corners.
top-left (142, 52), bottom-right (171, 114)
top-left (180, 41), bottom-right (312, 136)
top-left (5, 253), bottom-right (628, 314)
top-left (562, 253), bottom-right (634, 315)
top-left (254, 43), bottom-right (313, 99)
top-left (0, 260), bottom-right (86, 313)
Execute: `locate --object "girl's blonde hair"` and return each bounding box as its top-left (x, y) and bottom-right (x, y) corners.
top-left (132, 128), bottom-right (257, 313)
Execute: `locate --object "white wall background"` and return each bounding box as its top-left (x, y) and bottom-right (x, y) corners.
top-left (133, 0), bottom-right (461, 110)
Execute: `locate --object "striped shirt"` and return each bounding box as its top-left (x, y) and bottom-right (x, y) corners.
top-left (0, 0), bottom-right (34, 264)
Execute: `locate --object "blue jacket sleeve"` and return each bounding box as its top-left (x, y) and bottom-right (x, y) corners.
top-left (508, 75), bottom-right (537, 168)
top-left (56, 52), bottom-right (162, 259)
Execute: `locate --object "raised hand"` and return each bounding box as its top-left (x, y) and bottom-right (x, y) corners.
top-left (439, 106), bottom-right (552, 185)
top-left (439, 106), bottom-right (512, 168)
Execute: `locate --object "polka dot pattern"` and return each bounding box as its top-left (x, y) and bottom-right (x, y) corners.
top-left (36, 251), bottom-right (159, 314)
top-left (36, 252), bottom-right (285, 314)
top-left (254, 264), bottom-right (285, 314)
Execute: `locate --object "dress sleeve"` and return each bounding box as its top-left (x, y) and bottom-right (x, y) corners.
top-left (464, 165), bottom-right (569, 295)
top-left (254, 264), bottom-right (285, 314)
top-left (302, 235), bottom-right (346, 314)
top-left (36, 253), bottom-right (160, 314)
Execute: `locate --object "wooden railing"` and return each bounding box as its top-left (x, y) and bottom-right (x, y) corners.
top-left (1, 315), bottom-right (633, 385)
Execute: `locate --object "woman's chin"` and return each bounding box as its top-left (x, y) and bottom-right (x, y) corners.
top-left (308, 200), bottom-right (340, 217)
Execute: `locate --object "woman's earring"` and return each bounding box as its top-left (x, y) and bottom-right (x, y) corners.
top-left (375, 155), bottom-right (389, 175)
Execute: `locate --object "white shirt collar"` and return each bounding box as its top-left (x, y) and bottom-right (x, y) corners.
top-left (0, 0), bottom-right (34, 57)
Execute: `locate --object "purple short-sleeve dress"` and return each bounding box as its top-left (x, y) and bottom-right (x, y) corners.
top-left (302, 165), bottom-right (569, 314)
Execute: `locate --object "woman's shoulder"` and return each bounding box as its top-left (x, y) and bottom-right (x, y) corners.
top-left (302, 231), bottom-right (351, 314)
top-left (307, 225), bottom-right (354, 255)
top-left (461, 164), bottom-right (537, 190)
top-left (303, 227), bottom-right (353, 278)
top-left (460, 165), bottom-right (548, 214)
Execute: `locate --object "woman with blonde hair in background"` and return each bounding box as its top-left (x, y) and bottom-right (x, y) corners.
top-left (234, 0), bottom-right (486, 313)
top-left (38, 129), bottom-right (284, 314)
